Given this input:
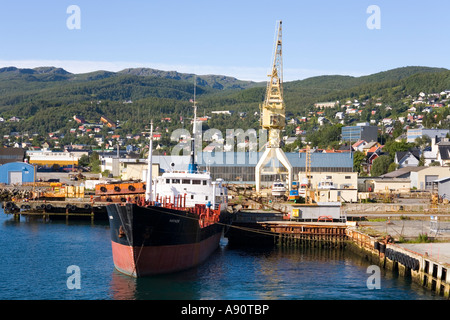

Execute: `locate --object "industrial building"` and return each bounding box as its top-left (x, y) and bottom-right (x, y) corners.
top-left (110, 151), bottom-right (354, 184)
top-left (433, 177), bottom-right (450, 200)
top-left (27, 150), bottom-right (89, 169)
top-left (341, 124), bottom-right (378, 143)
top-left (99, 151), bottom-right (358, 201)
top-left (0, 162), bottom-right (35, 185)
top-left (196, 151), bottom-right (353, 184)
top-left (407, 128), bottom-right (449, 143)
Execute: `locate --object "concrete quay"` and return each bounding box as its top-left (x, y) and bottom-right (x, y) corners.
top-left (346, 225), bottom-right (450, 299)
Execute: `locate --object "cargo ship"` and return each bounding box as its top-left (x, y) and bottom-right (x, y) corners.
top-left (102, 106), bottom-right (229, 277)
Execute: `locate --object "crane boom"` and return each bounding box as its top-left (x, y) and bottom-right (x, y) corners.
top-left (260, 20), bottom-right (285, 149)
top-left (255, 20), bottom-right (293, 192)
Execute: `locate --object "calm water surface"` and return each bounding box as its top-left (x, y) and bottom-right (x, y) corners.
top-left (0, 209), bottom-right (442, 300)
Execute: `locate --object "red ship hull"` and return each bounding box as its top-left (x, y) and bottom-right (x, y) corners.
top-left (111, 232), bottom-right (222, 277)
top-left (107, 203), bottom-right (226, 277)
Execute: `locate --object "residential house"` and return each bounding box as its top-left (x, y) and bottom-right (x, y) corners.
top-left (361, 141), bottom-right (382, 155)
top-left (382, 118), bottom-right (393, 126)
top-left (394, 149), bottom-right (421, 168)
top-left (423, 150), bottom-right (438, 166)
top-left (9, 116), bottom-right (20, 122)
top-left (335, 112), bottom-right (344, 120)
top-left (352, 140), bottom-right (368, 152)
top-left (152, 133), bottom-right (162, 141)
top-left (431, 137), bottom-right (450, 166)
top-left (288, 118), bottom-right (299, 125)
top-left (362, 144), bottom-right (384, 174)
top-left (437, 142), bottom-right (450, 166)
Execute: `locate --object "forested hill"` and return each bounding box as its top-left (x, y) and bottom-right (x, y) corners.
top-left (0, 65), bottom-right (449, 137)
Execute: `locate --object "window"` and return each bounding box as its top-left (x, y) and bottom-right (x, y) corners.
top-left (172, 179), bottom-right (180, 184)
top-left (202, 180), bottom-right (207, 185)
top-left (205, 196), bottom-right (208, 201)
top-left (191, 195), bottom-right (194, 200)
top-left (182, 179), bottom-right (190, 184)
top-left (345, 176), bottom-right (351, 179)
top-left (166, 179), bottom-right (170, 183)
top-left (192, 180), bottom-right (201, 185)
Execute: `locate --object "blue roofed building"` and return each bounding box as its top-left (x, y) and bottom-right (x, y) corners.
top-left (196, 151), bottom-right (355, 185)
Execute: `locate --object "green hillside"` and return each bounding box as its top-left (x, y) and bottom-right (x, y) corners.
top-left (0, 65), bottom-right (449, 140)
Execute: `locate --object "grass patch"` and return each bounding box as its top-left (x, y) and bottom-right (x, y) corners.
top-left (399, 233), bottom-right (435, 243)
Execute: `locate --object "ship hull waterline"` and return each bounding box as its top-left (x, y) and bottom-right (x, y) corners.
top-left (107, 203), bottom-right (224, 277)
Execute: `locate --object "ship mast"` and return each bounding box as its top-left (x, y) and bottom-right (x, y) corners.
top-left (188, 78), bottom-right (198, 174)
top-left (145, 120), bottom-right (153, 201)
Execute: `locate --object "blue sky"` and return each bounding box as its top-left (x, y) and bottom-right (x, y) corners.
top-left (0, 0), bottom-right (449, 81)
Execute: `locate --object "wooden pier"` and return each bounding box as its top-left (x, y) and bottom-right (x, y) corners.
top-left (225, 211), bottom-right (349, 248)
top-left (262, 221), bottom-right (348, 247)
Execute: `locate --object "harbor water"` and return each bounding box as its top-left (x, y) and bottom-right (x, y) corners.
top-left (0, 208), bottom-right (443, 301)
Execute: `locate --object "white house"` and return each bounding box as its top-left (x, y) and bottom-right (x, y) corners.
top-left (395, 150), bottom-right (420, 168)
top-left (352, 140), bottom-right (368, 152)
top-left (335, 112), bottom-right (344, 120)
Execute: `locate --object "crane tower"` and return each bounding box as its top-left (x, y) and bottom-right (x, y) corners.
top-left (255, 20), bottom-right (293, 192)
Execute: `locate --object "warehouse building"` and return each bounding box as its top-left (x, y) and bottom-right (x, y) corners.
top-left (0, 162), bottom-right (35, 185)
top-left (196, 151), bottom-right (354, 184)
top-left (26, 150), bottom-right (89, 170)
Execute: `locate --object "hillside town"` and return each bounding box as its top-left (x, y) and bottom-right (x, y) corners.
top-left (0, 88), bottom-right (449, 205)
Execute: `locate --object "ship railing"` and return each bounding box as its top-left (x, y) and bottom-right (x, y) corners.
top-left (118, 193), bottom-right (220, 228)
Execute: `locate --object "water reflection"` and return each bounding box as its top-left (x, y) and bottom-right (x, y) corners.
top-left (108, 242), bottom-right (443, 300)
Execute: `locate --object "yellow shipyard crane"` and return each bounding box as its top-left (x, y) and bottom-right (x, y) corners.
top-left (255, 20), bottom-right (293, 192)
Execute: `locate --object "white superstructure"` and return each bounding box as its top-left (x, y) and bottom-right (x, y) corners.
top-left (152, 171), bottom-right (228, 212)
